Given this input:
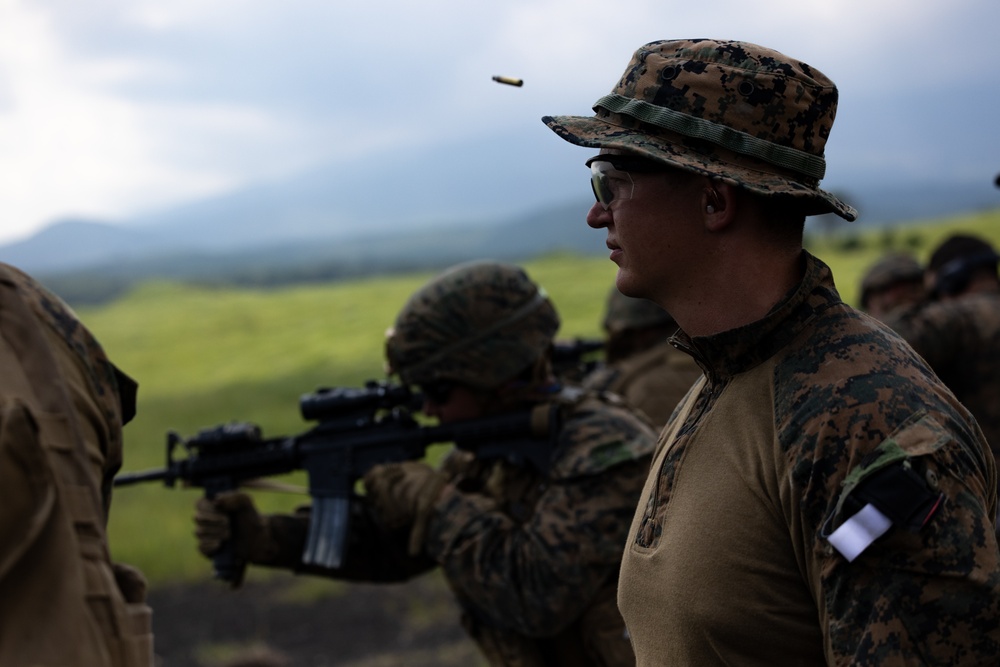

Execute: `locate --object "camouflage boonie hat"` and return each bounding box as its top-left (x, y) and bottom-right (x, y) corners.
top-left (602, 287), bottom-right (675, 334)
top-left (542, 39), bottom-right (857, 221)
top-left (385, 260), bottom-right (560, 389)
top-left (859, 253), bottom-right (924, 307)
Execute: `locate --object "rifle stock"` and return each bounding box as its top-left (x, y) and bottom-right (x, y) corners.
top-left (114, 381), bottom-right (559, 584)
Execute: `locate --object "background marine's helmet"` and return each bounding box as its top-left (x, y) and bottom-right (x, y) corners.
top-left (858, 252), bottom-right (924, 308)
top-left (602, 287), bottom-right (675, 335)
top-left (385, 260), bottom-right (560, 389)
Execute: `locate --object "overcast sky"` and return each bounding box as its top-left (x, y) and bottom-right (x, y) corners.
top-left (1, 0), bottom-right (998, 245)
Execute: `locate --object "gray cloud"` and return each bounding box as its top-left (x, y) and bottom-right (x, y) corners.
top-left (1, 0), bottom-right (998, 243)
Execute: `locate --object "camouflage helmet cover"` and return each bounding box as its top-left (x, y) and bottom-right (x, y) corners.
top-left (602, 287), bottom-right (676, 334)
top-left (542, 39), bottom-right (857, 221)
top-left (859, 252), bottom-right (924, 307)
top-left (385, 260), bottom-right (560, 389)
top-left (928, 234), bottom-right (999, 272)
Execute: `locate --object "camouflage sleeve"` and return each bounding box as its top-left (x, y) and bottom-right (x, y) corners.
top-left (811, 413), bottom-right (1000, 663)
top-left (423, 457), bottom-right (649, 637)
top-left (580, 364), bottom-right (620, 393)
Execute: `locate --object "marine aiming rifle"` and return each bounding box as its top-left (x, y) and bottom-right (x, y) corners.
top-left (114, 380), bottom-right (560, 585)
top-left (551, 337), bottom-right (604, 381)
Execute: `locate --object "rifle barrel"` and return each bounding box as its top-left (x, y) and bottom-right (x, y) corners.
top-left (113, 468), bottom-right (169, 487)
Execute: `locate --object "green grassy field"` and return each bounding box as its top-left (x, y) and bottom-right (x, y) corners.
top-left (83, 209), bottom-right (1000, 585)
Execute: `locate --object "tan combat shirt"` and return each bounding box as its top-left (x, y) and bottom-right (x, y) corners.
top-left (0, 263), bottom-right (152, 667)
top-left (618, 253), bottom-right (1000, 666)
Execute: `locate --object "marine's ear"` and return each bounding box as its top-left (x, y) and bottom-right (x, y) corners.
top-left (703, 182), bottom-right (736, 233)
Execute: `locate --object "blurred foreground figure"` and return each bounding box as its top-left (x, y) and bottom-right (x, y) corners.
top-left (0, 263), bottom-right (152, 666)
top-left (194, 260), bottom-right (657, 667)
top-left (582, 287), bottom-right (701, 429)
top-left (857, 252), bottom-right (926, 320)
top-left (884, 234), bottom-right (1000, 495)
top-left (544, 38), bottom-right (1000, 665)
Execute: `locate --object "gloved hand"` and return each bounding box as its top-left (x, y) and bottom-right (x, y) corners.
top-left (363, 461), bottom-right (449, 556)
top-left (193, 491), bottom-right (271, 563)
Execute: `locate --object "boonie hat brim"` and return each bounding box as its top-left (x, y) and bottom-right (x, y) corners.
top-left (543, 39), bottom-right (858, 222)
top-left (543, 114), bottom-right (857, 221)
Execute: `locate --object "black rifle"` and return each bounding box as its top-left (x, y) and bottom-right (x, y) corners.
top-left (551, 337), bottom-right (604, 381)
top-left (114, 380), bottom-right (560, 585)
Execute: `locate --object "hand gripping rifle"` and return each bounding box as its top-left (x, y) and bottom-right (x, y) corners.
top-left (114, 380), bottom-right (560, 585)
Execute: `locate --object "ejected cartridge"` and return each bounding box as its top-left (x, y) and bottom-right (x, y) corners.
top-left (492, 75), bottom-right (523, 87)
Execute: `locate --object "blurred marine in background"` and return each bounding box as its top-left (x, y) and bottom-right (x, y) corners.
top-left (582, 287), bottom-right (701, 429)
top-left (194, 260), bottom-right (658, 667)
top-left (0, 263), bottom-right (152, 666)
top-left (857, 251), bottom-right (926, 321)
top-left (883, 233), bottom-right (1000, 501)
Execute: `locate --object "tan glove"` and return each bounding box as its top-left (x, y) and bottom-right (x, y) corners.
top-left (193, 491), bottom-right (271, 563)
top-left (363, 461), bottom-right (449, 556)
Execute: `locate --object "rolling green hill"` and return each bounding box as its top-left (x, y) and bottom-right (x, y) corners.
top-left (81, 209), bottom-right (1000, 585)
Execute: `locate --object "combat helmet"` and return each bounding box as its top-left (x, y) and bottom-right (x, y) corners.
top-left (927, 234), bottom-right (1000, 297)
top-left (602, 287), bottom-right (675, 335)
top-left (859, 253), bottom-right (923, 309)
top-left (385, 260), bottom-right (560, 389)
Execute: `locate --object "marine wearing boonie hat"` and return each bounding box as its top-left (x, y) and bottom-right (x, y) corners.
top-left (542, 38), bottom-right (857, 221)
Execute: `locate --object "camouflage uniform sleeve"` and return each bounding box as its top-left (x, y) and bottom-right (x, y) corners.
top-left (422, 402), bottom-right (655, 637)
top-left (810, 412), bottom-right (1000, 663)
top-left (580, 364), bottom-right (620, 394)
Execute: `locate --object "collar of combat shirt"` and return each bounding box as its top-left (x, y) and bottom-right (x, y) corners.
top-left (669, 251), bottom-right (841, 383)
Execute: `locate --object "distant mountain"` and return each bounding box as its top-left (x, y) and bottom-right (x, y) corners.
top-left (122, 124), bottom-right (587, 253)
top-left (11, 199), bottom-right (603, 305)
top-left (5, 178), bottom-right (994, 277)
top-left (2, 99), bottom-right (997, 289)
top-left (1, 128), bottom-right (996, 306)
top-left (848, 181), bottom-right (999, 227)
top-left (0, 219), bottom-right (186, 274)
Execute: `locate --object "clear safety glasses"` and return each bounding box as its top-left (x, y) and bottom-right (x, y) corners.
top-left (586, 154), bottom-right (669, 210)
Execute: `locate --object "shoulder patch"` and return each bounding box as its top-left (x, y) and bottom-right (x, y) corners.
top-left (822, 411), bottom-right (951, 559)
